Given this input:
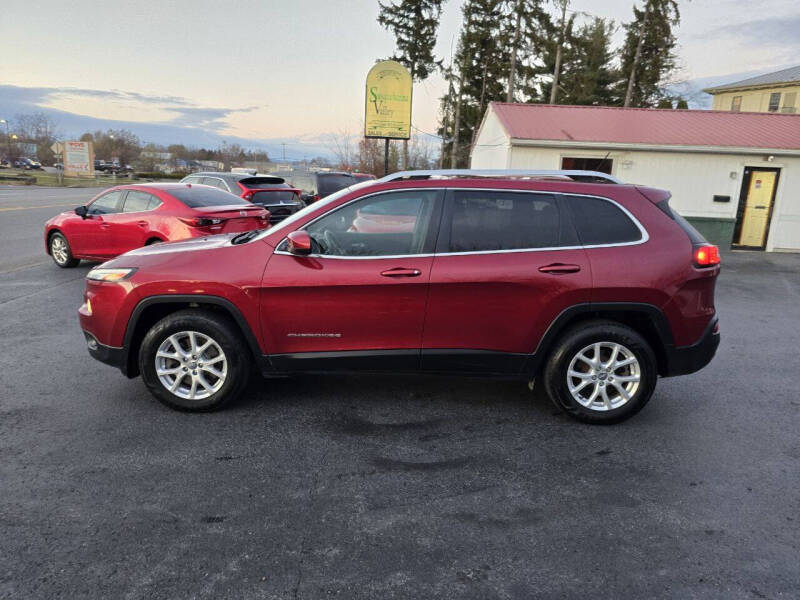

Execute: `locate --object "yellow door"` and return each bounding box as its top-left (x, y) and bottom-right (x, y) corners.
top-left (737, 170), bottom-right (777, 247)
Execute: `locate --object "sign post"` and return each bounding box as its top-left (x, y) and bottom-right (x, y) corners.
top-left (50, 142), bottom-right (64, 184)
top-left (365, 60), bottom-right (412, 176)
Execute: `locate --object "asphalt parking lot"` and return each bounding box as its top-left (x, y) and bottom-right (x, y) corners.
top-left (1, 185), bottom-right (799, 599)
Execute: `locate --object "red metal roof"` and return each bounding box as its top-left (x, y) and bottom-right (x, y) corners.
top-left (489, 102), bottom-right (800, 150)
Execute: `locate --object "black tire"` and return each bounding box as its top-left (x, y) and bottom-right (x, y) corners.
top-left (138, 309), bottom-right (252, 412)
top-left (49, 232), bottom-right (80, 268)
top-left (145, 238), bottom-right (163, 246)
top-left (543, 320), bottom-right (657, 424)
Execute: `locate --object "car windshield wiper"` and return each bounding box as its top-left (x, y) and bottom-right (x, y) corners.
top-left (231, 230), bottom-right (261, 245)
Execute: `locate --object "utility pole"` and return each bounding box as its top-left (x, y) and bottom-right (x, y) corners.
top-left (281, 143), bottom-right (287, 162)
top-left (624, 0), bottom-right (651, 108)
top-left (550, 0), bottom-right (569, 105)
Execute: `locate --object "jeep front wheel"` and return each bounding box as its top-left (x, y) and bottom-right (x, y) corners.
top-left (138, 309), bottom-right (251, 411)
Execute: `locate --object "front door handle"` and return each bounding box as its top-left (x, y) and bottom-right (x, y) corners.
top-left (380, 267), bottom-right (421, 278)
top-left (101, 223), bottom-right (112, 229)
top-left (137, 220), bottom-right (149, 227)
top-left (538, 263), bottom-right (581, 274)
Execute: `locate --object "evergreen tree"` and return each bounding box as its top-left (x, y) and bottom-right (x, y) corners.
top-left (378, 0), bottom-right (446, 168)
top-left (440, 0), bottom-right (509, 167)
top-left (543, 17), bottom-right (618, 105)
top-left (503, 0), bottom-right (550, 103)
top-left (619, 0), bottom-right (680, 107)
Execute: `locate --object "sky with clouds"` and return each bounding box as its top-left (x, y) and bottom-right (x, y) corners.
top-left (1, 0), bottom-right (799, 150)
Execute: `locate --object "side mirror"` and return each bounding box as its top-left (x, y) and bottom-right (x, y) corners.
top-left (287, 230), bottom-right (312, 256)
top-left (75, 205), bottom-right (88, 219)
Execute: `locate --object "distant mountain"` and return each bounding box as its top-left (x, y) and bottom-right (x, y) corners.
top-left (0, 88), bottom-right (335, 161)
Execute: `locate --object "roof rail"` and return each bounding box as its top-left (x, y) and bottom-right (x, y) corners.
top-left (378, 169), bottom-right (623, 184)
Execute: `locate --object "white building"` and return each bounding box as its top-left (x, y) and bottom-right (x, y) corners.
top-left (471, 103), bottom-right (800, 251)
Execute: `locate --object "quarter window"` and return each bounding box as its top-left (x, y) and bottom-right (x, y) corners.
top-left (122, 191), bottom-right (155, 213)
top-left (88, 190), bottom-right (123, 215)
top-left (564, 195), bottom-right (642, 245)
top-left (305, 190), bottom-right (437, 256)
top-left (448, 191), bottom-right (575, 252)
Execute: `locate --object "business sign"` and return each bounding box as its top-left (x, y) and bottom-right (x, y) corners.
top-left (64, 141), bottom-right (94, 177)
top-left (365, 60), bottom-right (412, 140)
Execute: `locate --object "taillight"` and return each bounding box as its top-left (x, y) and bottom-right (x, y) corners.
top-left (693, 244), bottom-right (720, 267)
top-left (179, 217), bottom-right (224, 227)
top-left (241, 190), bottom-right (254, 201)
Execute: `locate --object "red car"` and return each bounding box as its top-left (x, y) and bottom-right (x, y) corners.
top-left (45, 183), bottom-right (270, 267)
top-left (78, 170), bottom-right (720, 424)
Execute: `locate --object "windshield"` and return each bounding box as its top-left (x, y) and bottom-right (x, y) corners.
top-left (253, 180), bottom-right (376, 241)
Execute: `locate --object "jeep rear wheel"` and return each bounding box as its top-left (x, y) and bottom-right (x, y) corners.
top-left (139, 309), bottom-right (251, 411)
top-left (543, 320), bottom-right (657, 424)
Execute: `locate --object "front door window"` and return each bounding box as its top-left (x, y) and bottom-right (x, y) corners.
top-left (305, 190), bottom-right (438, 257)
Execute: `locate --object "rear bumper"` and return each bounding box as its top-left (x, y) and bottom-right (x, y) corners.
top-left (83, 331), bottom-right (127, 374)
top-left (662, 317), bottom-right (720, 377)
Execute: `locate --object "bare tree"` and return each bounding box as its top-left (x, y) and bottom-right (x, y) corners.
top-left (324, 129), bottom-right (357, 170)
top-left (14, 112), bottom-right (59, 163)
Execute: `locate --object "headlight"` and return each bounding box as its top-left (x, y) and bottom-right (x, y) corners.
top-left (86, 268), bottom-right (138, 282)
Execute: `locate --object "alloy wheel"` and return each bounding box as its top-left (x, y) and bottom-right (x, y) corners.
top-left (51, 236), bottom-right (69, 265)
top-left (566, 341), bottom-right (641, 412)
top-left (155, 331), bottom-right (228, 400)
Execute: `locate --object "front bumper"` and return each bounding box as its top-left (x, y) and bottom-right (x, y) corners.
top-left (662, 317), bottom-right (720, 377)
top-left (83, 331), bottom-right (127, 372)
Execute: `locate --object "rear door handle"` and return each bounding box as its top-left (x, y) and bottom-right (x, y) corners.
top-left (538, 263), bottom-right (581, 274)
top-left (380, 267), bottom-right (422, 278)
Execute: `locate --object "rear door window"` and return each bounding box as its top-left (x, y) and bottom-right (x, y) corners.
top-left (563, 195), bottom-right (643, 245)
top-left (88, 190), bottom-right (123, 215)
top-left (201, 177), bottom-right (229, 191)
top-left (445, 191), bottom-right (576, 252)
top-left (122, 191), bottom-right (155, 213)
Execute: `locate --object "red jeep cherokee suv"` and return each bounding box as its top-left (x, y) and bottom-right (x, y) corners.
top-left (78, 170), bottom-right (720, 423)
